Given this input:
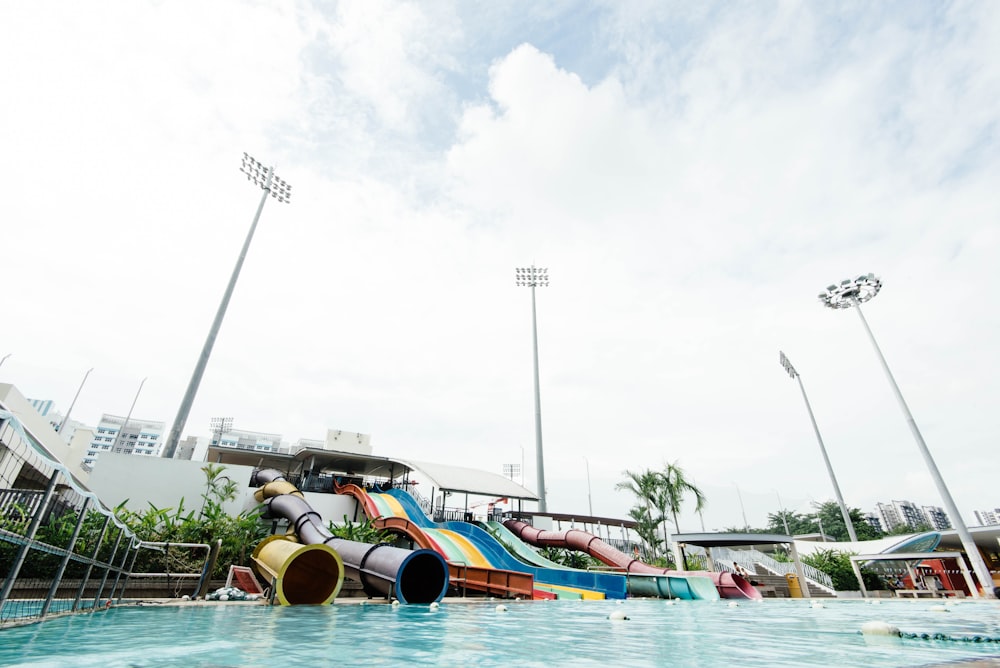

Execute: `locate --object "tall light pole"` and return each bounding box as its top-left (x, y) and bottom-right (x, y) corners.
top-left (734, 482), bottom-right (749, 530)
top-left (515, 265), bottom-right (548, 512)
top-left (779, 351), bottom-right (858, 542)
top-left (110, 377), bottom-right (147, 454)
top-left (162, 153), bottom-right (291, 458)
top-left (58, 367), bottom-right (94, 435)
top-left (584, 457), bottom-right (593, 516)
top-left (774, 489), bottom-right (791, 535)
top-left (820, 273), bottom-right (995, 598)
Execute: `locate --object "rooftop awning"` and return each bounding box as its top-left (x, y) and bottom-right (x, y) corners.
top-left (397, 459), bottom-right (538, 501)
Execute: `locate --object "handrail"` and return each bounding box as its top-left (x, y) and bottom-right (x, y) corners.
top-left (711, 546), bottom-right (834, 589)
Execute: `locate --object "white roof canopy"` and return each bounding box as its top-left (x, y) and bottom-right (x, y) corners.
top-left (400, 459), bottom-right (538, 501)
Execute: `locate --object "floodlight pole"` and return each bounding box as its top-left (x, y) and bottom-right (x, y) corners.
top-left (774, 489), bottom-right (791, 536)
top-left (515, 265), bottom-right (548, 513)
top-left (110, 378), bottom-right (146, 454)
top-left (779, 351), bottom-right (858, 542)
top-left (162, 154), bottom-right (291, 458)
top-left (820, 273), bottom-right (995, 598)
top-left (58, 367), bottom-right (94, 435)
top-left (584, 457), bottom-right (593, 516)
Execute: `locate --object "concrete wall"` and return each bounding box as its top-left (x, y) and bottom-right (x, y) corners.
top-left (87, 453), bottom-right (361, 526)
top-left (87, 453), bottom-right (259, 516)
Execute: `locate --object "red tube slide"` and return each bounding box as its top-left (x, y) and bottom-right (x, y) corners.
top-left (504, 519), bottom-right (760, 600)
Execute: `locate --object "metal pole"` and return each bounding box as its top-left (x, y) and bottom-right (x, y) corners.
top-left (780, 352), bottom-right (858, 542)
top-left (41, 497), bottom-right (92, 617)
top-left (794, 374), bottom-right (858, 542)
top-left (851, 298), bottom-right (994, 597)
top-left (735, 483), bottom-right (749, 530)
top-left (775, 490), bottom-right (791, 535)
top-left (58, 367), bottom-right (93, 434)
top-left (163, 155), bottom-right (290, 458)
top-left (110, 377), bottom-right (146, 454)
top-left (584, 457), bottom-right (593, 516)
top-left (0, 471), bottom-right (60, 608)
top-left (530, 282), bottom-right (546, 512)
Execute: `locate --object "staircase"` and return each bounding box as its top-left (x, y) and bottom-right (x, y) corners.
top-left (746, 573), bottom-right (834, 599)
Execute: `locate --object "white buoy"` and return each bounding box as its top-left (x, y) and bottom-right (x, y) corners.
top-left (869, 599), bottom-right (882, 605)
top-left (608, 609), bottom-right (629, 621)
top-left (391, 600), bottom-right (400, 607)
top-left (495, 604), bottom-right (508, 612)
top-left (727, 601), bottom-right (739, 608)
top-left (860, 621), bottom-right (901, 636)
top-left (181, 595), bottom-right (190, 601)
top-left (429, 601), bottom-right (440, 609)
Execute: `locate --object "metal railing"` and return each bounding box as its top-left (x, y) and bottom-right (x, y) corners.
top-left (1, 409), bottom-right (219, 626)
top-left (710, 546), bottom-right (834, 589)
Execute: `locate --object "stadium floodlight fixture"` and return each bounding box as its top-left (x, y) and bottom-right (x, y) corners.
top-left (819, 273), bottom-right (995, 598)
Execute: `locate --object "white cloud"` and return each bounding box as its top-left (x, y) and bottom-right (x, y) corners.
top-left (1, 1), bottom-right (998, 532)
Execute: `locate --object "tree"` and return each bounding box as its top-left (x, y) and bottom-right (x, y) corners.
top-left (616, 469), bottom-right (663, 558)
top-left (765, 510), bottom-right (817, 536)
top-left (801, 548), bottom-right (883, 591)
top-left (627, 505), bottom-right (664, 558)
top-left (657, 462), bottom-right (705, 570)
top-left (812, 501), bottom-right (882, 542)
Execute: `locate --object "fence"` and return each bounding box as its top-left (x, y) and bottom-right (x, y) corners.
top-left (0, 409), bottom-right (216, 626)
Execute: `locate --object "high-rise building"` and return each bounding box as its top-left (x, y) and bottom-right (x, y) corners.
top-left (874, 499), bottom-right (950, 532)
top-left (85, 414), bottom-right (165, 467)
top-left (921, 505), bottom-right (952, 530)
top-left (973, 509), bottom-right (1000, 526)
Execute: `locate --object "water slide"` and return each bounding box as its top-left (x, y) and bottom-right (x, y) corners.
top-left (361, 486), bottom-right (628, 600)
top-left (484, 521), bottom-right (716, 601)
top-left (334, 481), bottom-right (538, 599)
top-left (504, 519), bottom-right (760, 600)
top-left (250, 469), bottom-right (449, 605)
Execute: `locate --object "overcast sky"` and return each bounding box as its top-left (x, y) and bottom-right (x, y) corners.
top-left (2, 1), bottom-right (998, 532)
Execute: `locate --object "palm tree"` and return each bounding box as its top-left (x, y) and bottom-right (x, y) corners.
top-left (658, 461), bottom-right (706, 570)
top-left (616, 469), bottom-right (663, 558)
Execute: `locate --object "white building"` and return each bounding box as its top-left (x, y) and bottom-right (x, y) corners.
top-left (211, 427), bottom-right (285, 453)
top-left (85, 413), bottom-right (165, 468)
top-left (974, 509), bottom-right (1000, 526)
top-left (874, 499), bottom-right (951, 532)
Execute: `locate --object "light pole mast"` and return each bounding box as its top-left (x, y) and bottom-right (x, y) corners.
top-left (819, 273), bottom-right (994, 598)
top-left (162, 153), bottom-right (291, 458)
top-left (58, 367), bottom-right (94, 435)
top-left (779, 351), bottom-right (858, 542)
top-left (110, 377), bottom-right (147, 454)
top-left (515, 265), bottom-right (548, 513)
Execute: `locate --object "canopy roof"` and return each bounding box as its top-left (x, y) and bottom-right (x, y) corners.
top-left (396, 459), bottom-right (538, 501)
top-left (207, 445), bottom-right (538, 501)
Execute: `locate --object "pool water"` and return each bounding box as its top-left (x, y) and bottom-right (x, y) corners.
top-left (2, 598), bottom-right (999, 667)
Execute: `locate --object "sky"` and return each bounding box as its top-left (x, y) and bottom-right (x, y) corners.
top-left (1, 1), bottom-right (998, 533)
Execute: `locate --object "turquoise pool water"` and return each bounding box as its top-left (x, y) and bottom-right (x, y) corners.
top-left (2, 598), bottom-right (999, 667)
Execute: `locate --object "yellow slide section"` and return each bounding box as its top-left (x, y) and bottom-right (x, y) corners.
top-left (435, 529), bottom-right (492, 568)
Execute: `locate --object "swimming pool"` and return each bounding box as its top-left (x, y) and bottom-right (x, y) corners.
top-left (2, 598), bottom-right (999, 667)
